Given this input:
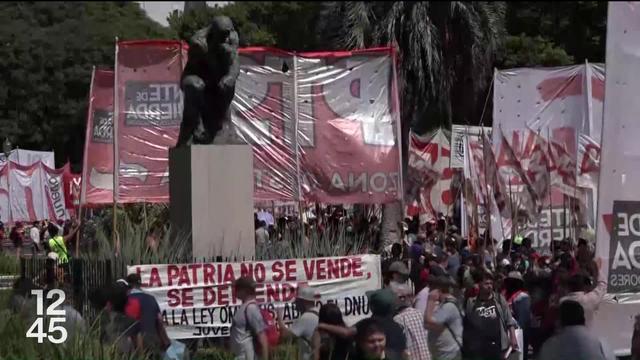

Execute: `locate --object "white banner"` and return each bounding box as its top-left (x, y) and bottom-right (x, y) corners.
top-left (128, 255), bottom-right (382, 339)
top-left (596, 2), bottom-right (640, 297)
top-left (491, 64), bottom-right (603, 249)
top-left (592, 3), bottom-right (640, 355)
top-left (3, 162), bottom-right (68, 223)
top-left (0, 149), bottom-right (55, 168)
top-left (451, 125), bottom-right (492, 169)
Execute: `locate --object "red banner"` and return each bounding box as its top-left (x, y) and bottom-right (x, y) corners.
top-left (115, 41), bottom-right (187, 203)
top-left (110, 44), bottom-right (400, 204)
top-left (81, 68), bottom-right (114, 206)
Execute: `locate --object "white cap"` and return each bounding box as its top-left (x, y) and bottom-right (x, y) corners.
top-left (297, 286), bottom-right (320, 301)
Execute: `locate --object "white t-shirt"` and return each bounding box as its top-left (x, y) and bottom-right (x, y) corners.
top-left (255, 228), bottom-right (269, 244)
top-left (413, 286), bottom-right (430, 315)
top-left (289, 307), bottom-right (319, 360)
top-left (30, 227), bottom-right (40, 245)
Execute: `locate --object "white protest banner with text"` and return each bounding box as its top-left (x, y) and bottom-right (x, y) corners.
top-left (128, 255), bottom-right (381, 339)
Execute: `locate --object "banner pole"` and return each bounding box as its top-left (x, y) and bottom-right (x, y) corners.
top-left (112, 37), bottom-right (120, 256)
top-left (547, 128), bottom-right (554, 255)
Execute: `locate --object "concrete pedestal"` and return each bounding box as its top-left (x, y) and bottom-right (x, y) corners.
top-left (169, 145), bottom-right (255, 260)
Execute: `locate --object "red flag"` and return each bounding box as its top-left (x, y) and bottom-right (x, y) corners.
top-left (522, 129), bottom-right (552, 203)
top-left (499, 128), bottom-right (540, 219)
top-left (482, 134), bottom-right (511, 220)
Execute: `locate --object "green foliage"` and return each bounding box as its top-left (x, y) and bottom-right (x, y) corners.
top-left (505, 1), bottom-right (606, 63)
top-left (0, 2), bottom-right (171, 169)
top-left (0, 252), bottom-right (19, 275)
top-left (167, 2), bottom-right (324, 50)
top-left (499, 34), bottom-right (574, 68)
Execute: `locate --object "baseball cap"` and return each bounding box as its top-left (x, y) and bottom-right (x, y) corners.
top-left (297, 286), bottom-right (320, 301)
top-left (366, 288), bottom-right (397, 316)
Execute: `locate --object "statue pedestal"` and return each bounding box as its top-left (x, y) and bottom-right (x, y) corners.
top-left (169, 145), bottom-right (255, 261)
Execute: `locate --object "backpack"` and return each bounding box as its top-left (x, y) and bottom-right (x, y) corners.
top-left (244, 302), bottom-right (280, 354)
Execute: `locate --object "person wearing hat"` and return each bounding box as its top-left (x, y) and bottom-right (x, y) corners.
top-left (276, 286), bottom-right (321, 360)
top-left (389, 282), bottom-right (431, 360)
top-left (503, 271), bottom-right (530, 360)
top-left (231, 276), bottom-right (270, 360)
top-left (318, 288), bottom-right (408, 359)
top-left (388, 261), bottom-right (410, 285)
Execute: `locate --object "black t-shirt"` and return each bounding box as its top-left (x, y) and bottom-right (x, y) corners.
top-left (463, 298), bottom-right (502, 359)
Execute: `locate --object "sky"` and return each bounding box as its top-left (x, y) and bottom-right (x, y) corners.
top-left (137, 2), bottom-right (229, 27)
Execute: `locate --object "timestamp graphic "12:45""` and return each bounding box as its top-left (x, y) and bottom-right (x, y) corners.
top-left (25, 289), bottom-right (68, 344)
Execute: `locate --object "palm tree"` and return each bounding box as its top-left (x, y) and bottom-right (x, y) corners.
top-left (318, 2), bottom-right (506, 248)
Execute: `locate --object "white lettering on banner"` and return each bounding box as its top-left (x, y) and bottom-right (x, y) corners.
top-left (128, 255), bottom-right (381, 339)
top-left (124, 82), bottom-right (183, 126)
top-left (47, 176), bottom-right (65, 220)
top-left (330, 172), bottom-right (398, 193)
top-left (520, 207), bottom-right (573, 249)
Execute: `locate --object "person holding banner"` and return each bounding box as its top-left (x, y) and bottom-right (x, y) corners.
top-left (230, 277), bottom-right (269, 360)
top-left (276, 286), bottom-right (321, 360)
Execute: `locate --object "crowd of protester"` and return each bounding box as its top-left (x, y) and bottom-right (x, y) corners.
top-left (238, 213), bottom-right (617, 360)
top-left (2, 206), bottom-right (626, 360)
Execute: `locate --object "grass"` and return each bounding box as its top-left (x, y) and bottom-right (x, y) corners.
top-left (0, 252), bottom-right (19, 275)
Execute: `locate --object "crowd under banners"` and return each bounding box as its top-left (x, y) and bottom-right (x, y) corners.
top-left (128, 255), bottom-right (381, 339)
top-left (111, 45), bottom-right (401, 204)
top-left (81, 68), bottom-right (115, 206)
top-left (114, 40), bottom-right (188, 203)
top-left (406, 129), bottom-right (455, 222)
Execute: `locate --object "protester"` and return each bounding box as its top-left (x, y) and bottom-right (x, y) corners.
top-left (124, 273), bottom-right (171, 358)
top-left (413, 271), bottom-right (431, 315)
top-left (230, 276), bottom-right (269, 360)
top-left (389, 281), bottom-right (430, 360)
top-left (57, 285), bottom-right (87, 342)
top-left (388, 261), bottom-right (411, 285)
top-left (317, 303), bottom-right (352, 360)
top-left (352, 318), bottom-right (388, 360)
top-left (47, 222), bottom-right (78, 264)
top-left (255, 220), bottom-right (269, 245)
top-left (318, 288), bottom-right (408, 359)
top-left (424, 276), bottom-right (463, 360)
top-left (462, 271), bottom-right (518, 360)
top-left (276, 286), bottom-right (320, 360)
top-left (30, 221), bottom-right (41, 254)
top-left (559, 258), bottom-right (606, 329)
top-left (538, 300), bottom-right (615, 360)
top-left (10, 222), bottom-right (24, 258)
top-left (503, 271), bottom-right (530, 360)
top-left (382, 243), bottom-right (404, 285)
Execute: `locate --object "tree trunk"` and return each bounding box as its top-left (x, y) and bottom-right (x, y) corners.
top-left (380, 200), bottom-right (403, 249)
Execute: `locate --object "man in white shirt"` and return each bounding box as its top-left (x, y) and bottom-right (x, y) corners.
top-left (277, 286), bottom-right (320, 360)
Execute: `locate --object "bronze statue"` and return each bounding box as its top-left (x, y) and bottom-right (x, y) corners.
top-left (176, 16), bottom-right (240, 146)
